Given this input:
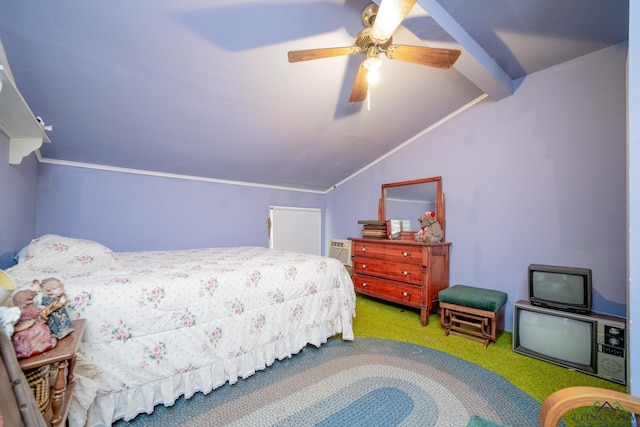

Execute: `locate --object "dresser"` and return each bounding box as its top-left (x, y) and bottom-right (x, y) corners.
top-left (350, 238), bottom-right (451, 325)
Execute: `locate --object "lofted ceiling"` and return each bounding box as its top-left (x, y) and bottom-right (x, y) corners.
top-left (0, 0), bottom-right (629, 192)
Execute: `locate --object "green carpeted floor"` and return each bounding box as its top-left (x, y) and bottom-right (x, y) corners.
top-left (352, 295), bottom-right (629, 426)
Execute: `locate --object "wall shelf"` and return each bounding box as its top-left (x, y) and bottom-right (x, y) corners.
top-left (0, 40), bottom-right (49, 164)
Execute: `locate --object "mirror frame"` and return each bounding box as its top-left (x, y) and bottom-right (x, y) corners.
top-left (379, 176), bottom-right (445, 241)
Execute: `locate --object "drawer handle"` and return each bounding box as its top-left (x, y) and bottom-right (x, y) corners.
top-left (362, 283), bottom-right (368, 287)
top-left (361, 247), bottom-right (367, 252)
top-left (361, 264), bottom-right (367, 269)
top-left (402, 271), bottom-right (409, 276)
top-left (402, 292), bottom-right (410, 297)
top-left (402, 251), bottom-right (409, 257)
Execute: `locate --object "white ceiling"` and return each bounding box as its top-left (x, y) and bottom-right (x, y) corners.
top-left (0, 0), bottom-right (629, 191)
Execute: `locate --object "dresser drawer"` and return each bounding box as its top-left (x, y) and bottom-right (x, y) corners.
top-left (352, 240), bottom-right (422, 264)
top-left (352, 258), bottom-right (422, 285)
top-left (353, 274), bottom-right (421, 308)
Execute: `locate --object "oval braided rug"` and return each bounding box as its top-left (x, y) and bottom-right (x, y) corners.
top-left (116, 338), bottom-right (540, 426)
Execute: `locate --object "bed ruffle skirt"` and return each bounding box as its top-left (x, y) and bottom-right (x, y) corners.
top-left (83, 317), bottom-right (353, 426)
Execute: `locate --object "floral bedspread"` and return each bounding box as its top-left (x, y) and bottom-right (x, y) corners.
top-left (7, 235), bottom-right (356, 426)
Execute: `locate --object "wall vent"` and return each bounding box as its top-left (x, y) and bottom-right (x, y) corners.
top-left (328, 239), bottom-right (352, 266)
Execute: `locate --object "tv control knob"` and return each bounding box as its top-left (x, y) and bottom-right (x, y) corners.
top-left (608, 327), bottom-right (621, 335)
top-left (600, 358), bottom-right (622, 374)
top-left (609, 337), bottom-right (620, 346)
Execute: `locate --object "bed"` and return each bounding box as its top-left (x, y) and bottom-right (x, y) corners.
top-left (6, 234), bottom-right (356, 426)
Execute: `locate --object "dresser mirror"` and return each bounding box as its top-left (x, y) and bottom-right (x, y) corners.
top-left (380, 176), bottom-right (445, 240)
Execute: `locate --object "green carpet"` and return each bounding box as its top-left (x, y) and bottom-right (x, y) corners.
top-left (352, 295), bottom-right (629, 427)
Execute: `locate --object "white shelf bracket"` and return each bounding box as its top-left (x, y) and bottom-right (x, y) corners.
top-left (0, 39), bottom-right (50, 164)
top-left (8, 137), bottom-right (44, 164)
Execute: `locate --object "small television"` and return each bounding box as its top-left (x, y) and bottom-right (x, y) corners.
top-left (528, 263), bottom-right (592, 313)
top-left (513, 301), bottom-right (626, 385)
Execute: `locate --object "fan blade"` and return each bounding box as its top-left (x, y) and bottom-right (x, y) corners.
top-left (349, 62), bottom-right (369, 104)
top-left (370, 0), bottom-right (417, 43)
top-left (288, 46), bottom-right (360, 63)
top-left (385, 45), bottom-right (461, 69)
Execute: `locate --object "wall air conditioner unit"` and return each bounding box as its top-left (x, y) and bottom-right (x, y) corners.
top-left (328, 239), bottom-right (352, 266)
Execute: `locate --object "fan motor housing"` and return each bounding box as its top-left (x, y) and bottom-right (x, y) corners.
top-left (355, 27), bottom-right (392, 51)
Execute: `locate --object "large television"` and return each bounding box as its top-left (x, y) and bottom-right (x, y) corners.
top-left (513, 300), bottom-right (626, 385)
top-left (528, 263), bottom-right (592, 313)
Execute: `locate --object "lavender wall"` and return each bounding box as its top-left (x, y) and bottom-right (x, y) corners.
top-left (33, 43), bottom-right (627, 325)
top-left (327, 43), bottom-right (628, 325)
top-left (0, 133), bottom-right (38, 267)
top-left (35, 165), bottom-right (323, 252)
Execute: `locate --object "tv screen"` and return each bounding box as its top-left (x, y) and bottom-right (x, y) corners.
top-left (528, 264), bottom-right (592, 313)
top-left (513, 302), bottom-right (596, 374)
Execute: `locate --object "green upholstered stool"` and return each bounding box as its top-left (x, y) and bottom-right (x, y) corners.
top-left (438, 285), bottom-right (508, 348)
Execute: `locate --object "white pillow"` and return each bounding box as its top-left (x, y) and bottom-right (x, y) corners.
top-left (23, 234), bottom-right (119, 272)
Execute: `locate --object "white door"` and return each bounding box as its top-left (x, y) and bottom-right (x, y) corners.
top-left (268, 206), bottom-right (321, 255)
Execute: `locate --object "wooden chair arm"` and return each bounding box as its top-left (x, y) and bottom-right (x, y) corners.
top-left (539, 386), bottom-right (640, 427)
top-left (0, 329), bottom-right (48, 427)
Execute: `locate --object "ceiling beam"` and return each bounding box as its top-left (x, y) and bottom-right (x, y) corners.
top-left (412, 0), bottom-right (514, 101)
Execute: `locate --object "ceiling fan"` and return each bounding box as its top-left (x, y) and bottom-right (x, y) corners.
top-left (287, 0), bottom-right (461, 104)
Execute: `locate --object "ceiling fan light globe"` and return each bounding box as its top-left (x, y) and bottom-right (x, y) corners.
top-left (366, 68), bottom-right (380, 85)
top-left (363, 56), bottom-right (382, 71)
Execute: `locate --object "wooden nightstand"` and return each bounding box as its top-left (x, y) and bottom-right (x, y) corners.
top-left (18, 319), bottom-right (86, 427)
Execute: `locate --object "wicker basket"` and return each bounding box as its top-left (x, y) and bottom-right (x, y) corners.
top-left (25, 364), bottom-right (50, 415)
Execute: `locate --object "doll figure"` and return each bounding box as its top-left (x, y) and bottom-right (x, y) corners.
top-left (37, 278), bottom-right (74, 339)
top-left (11, 289), bottom-right (57, 358)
